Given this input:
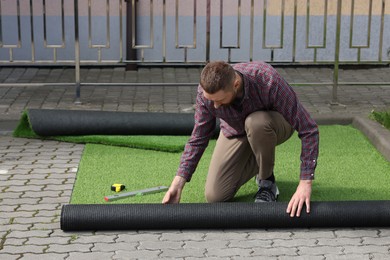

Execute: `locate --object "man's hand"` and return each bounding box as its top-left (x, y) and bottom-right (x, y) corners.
top-left (286, 180), bottom-right (312, 217)
top-left (162, 176), bottom-right (187, 204)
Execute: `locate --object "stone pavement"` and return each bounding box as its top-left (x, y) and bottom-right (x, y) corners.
top-left (1, 65), bottom-right (390, 259)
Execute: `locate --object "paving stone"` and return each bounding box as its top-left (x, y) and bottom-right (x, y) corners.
top-left (1, 198), bottom-right (41, 206)
top-left (0, 254), bottom-right (22, 260)
top-left (0, 224), bottom-right (33, 232)
top-left (17, 204), bottom-right (58, 211)
top-left (279, 256), bottom-right (324, 260)
top-left (46, 244), bottom-right (92, 253)
top-left (297, 246), bottom-right (344, 255)
top-left (206, 247), bottom-right (253, 257)
top-left (30, 222), bottom-right (60, 230)
top-left (0, 205), bottom-right (18, 212)
top-left (379, 229), bottom-right (390, 236)
top-left (138, 240), bottom-right (184, 250)
top-left (66, 252), bottom-right (115, 260)
top-left (26, 236), bottom-right (69, 245)
top-left (247, 230), bottom-right (293, 240)
top-left (204, 231), bottom-right (248, 240)
top-left (71, 234), bottom-right (116, 244)
top-left (0, 245), bottom-right (47, 254)
top-left (272, 238), bottom-right (317, 247)
top-left (0, 179), bottom-right (27, 187)
top-left (292, 230), bottom-right (336, 239)
top-left (113, 249), bottom-right (162, 259)
top-left (184, 240), bottom-right (229, 249)
top-left (316, 237), bottom-right (362, 246)
top-left (21, 253), bottom-right (68, 260)
top-left (7, 230), bottom-right (52, 238)
top-left (3, 237), bottom-right (28, 246)
top-left (343, 245), bottom-right (390, 254)
top-left (160, 231), bottom-right (205, 241)
top-left (323, 253), bottom-right (371, 260)
top-left (91, 242), bottom-right (138, 252)
top-left (335, 229), bottom-right (379, 238)
top-left (116, 233), bottom-right (161, 242)
top-left (160, 248), bottom-right (206, 258)
top-left (252, 247), bottom-right (298, 257)
top-left (21, 191), bottom-right (62, 199)
top-left (370, 253), bottom-right (390, 259)
top-left (7, 185), bottom-right (42, 192)
top-left (13, 216), bottom-right (54, 225)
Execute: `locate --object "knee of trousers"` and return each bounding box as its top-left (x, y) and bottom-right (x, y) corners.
top-left (244, 111), bottom-right (274, 135)
top-left (205, 186), bottom-right (235, 203)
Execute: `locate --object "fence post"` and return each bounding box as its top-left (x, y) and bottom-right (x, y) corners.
top-left (125, 0), bottom-right (137, 70)
top-left (74, 0), bottom-right (81, 104)
top-left (206, 0), bottom-right (210, 62)
top-left (332, 0), bottom-right (342, 105)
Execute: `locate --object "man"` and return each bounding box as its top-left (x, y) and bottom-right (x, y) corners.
top-left (162, 61), bottom-right (319, 217)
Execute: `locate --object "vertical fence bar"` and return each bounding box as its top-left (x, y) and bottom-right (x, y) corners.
top-left (378, 0), bottom-right (385, 62)
top-left (74, 0), bottom-right (81, 104)
top-left (119, 0), bottom-right (123, 62)
top-left (30, 0), bottom-right (35, 62)
top-left (249, 0), bottom-right (254, 61)
top-left (125, 0), bottom-right (137, 69)
top-left (292, 0), bottom-right (297, 62)
top-left (206, 0), bottom-right (210, 62)
top-left (332, 0), bottom-right (342, 104)
top-left (162, 0), bottom-right (166, 62)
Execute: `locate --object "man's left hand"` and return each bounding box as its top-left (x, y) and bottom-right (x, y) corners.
top-left (286, 180), bottom-right (312, 217)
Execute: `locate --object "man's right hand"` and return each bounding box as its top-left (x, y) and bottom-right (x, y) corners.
top-left (162, 175), bottom-right (187, 204)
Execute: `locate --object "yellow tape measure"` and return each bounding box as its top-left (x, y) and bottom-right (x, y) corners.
top-left (111, 184), bottom-right (125, 192)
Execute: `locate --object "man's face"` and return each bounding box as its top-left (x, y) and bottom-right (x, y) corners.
top-left (203, 88), bottom-right (236, 109)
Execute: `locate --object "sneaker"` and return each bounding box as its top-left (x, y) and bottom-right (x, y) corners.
top-left (254, 179), bottom-right (279, 203)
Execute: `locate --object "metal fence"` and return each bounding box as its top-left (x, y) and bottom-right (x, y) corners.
top-left (0, 0), bottom-right (390, 103)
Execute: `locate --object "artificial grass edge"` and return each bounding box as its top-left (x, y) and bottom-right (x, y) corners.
top-left (13, 110), bottom-right (39, 139)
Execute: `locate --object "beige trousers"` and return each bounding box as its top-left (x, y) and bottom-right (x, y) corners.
top-left (205, 111), bottom-right (294, 202)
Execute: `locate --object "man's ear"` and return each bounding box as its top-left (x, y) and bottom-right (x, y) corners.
top-left (233, 77), bottom-right (240, 91)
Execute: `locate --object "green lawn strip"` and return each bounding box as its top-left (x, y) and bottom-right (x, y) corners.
top-left (70, 125), bottom-right (390, 204)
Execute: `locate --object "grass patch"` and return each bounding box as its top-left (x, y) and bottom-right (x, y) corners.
top-left (70, 125), bottom-right (390, 204)
top-left (371, 110), bottom-right (390, 130)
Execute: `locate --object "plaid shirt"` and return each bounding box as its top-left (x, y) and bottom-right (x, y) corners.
top-left (177, 61), bottom-right (319, 181)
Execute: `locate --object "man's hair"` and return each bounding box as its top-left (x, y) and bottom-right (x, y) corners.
top-left (200, 61), bottom-right (236, 94)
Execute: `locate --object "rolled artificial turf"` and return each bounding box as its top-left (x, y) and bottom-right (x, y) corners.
top-left (61, 201), bottom-right (390, 231)
top-left (13, 110), bottom-right (190, 152)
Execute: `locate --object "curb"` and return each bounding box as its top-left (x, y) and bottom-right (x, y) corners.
top-left (313, 114), bottom-right (390, 162)
top-left (352, 116), bottom-right (390, 162)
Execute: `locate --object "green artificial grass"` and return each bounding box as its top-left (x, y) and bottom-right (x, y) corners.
top-left (70, 125), bottom-right (390, 204)
top-left (371, 110), bottom-right (390, 130)
top-left (13, 111), bottom-right (188, 152)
